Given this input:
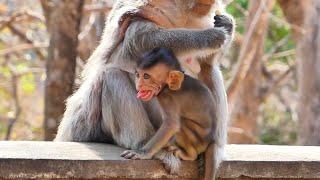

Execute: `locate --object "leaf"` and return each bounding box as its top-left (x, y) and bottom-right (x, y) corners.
top-left (20, 73), bottom-right (35, 94)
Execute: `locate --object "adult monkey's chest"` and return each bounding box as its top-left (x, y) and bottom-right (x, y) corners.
top-left (145, 0), bottom-right (217, 78)
top-left (180, 14), bottom-right (215, 78)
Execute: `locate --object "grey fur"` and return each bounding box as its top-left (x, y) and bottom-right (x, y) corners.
top-left (55, 0), bottom-right (234, 177)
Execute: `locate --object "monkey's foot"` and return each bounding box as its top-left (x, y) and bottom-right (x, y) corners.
top-left (164, 145), bottom-right (179, 152)
top-left (120, 150), bottom-right (152, 160)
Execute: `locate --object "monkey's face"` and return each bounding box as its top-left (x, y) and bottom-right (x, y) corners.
top-left (146, 0), bottom-right (215, 28)
top-left (135, 63), bottom-right (185, 101)
top-left (175, 0), bottom-right (215, 16)
top-left (135, 63), bottom-right (170, 101)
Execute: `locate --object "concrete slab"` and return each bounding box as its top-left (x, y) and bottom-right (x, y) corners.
top-left (0, 141), bottom-right (319, 179)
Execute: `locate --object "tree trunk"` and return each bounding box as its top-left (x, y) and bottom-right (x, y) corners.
top-left (42, 1), bottom-right (84, 140)
top-left (279, 0), bottom-right (320, 145)
top-left (228, 0), bottom-right (274, 143)
top-left (277, 0), bottom-right (306, 39)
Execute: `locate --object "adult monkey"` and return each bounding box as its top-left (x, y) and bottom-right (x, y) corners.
top-left (55, 0), bottom-right (234, 178)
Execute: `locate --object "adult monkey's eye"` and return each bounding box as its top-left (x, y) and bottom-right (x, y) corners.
top-left (143, 73), bottom-right (151, 79)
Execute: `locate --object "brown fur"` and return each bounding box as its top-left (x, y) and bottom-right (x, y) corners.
top-left (122, 73), bottom-right (216, 161)
top-left (121, 52), bottom-right (217, 175)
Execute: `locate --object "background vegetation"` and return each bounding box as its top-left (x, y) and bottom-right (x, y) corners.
top-left (0, 0), bottom-right (319, 145)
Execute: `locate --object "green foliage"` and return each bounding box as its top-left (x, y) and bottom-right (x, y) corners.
top-left (266, 4), bottom-right (296, 61)
top-left (225, 0), bottom-right (298, 145)
top-left (227, 0), bottom-right (248, 34)
top-left (0, 66), bottom-right (11, 78)
top-left (260, 103), bottom-right (297, 145)
top-left (20, 73), bottom-right (36, 94)
top-left (261, 4), bottom-right (297, 145)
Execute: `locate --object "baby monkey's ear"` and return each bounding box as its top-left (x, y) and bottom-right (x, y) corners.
top-left (167, 71), bottom-right (184, 91)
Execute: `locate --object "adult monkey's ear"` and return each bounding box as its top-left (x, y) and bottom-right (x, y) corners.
top-left (167, 71), bottom-right (184, 91)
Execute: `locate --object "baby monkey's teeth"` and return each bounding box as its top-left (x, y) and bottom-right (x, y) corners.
top-left (137, 91), bottom-right (145, 98)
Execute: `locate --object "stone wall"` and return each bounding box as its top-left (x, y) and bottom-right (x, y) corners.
top-left (0, 141), bottom-right (319, 179)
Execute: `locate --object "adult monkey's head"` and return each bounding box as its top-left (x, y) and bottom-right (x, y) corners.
top-left (175, 0), bottom-right (216, 16)
top-left (141, 0), bottom-right (217, 28)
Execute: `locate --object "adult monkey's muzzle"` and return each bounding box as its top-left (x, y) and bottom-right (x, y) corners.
top-left (197, 0), bottom-right (215, 4)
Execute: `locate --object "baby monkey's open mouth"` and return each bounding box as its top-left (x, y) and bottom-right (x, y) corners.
top-left (137, 90), bottom-right (154, 101)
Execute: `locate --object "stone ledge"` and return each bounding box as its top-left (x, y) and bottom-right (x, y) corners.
top-left (0, 141), bottom-right (319, 179)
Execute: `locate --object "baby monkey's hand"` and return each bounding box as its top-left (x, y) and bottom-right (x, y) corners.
top-left (121, 149), bottom-right (152, 160)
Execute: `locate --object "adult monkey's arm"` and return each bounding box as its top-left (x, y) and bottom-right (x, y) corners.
top-left (122, 20), bottom-right (227, 58)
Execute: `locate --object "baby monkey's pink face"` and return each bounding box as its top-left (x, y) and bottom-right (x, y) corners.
top-left (135, 63), bottom-right (170, 101)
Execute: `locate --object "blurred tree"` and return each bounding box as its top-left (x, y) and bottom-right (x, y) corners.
top-left (228, 0), bottom-right (275, 143)
top-left (78, 0), bottom-right (107, 61)
top-left (41, 0), bottom-right (84, 140)
top-left (279, 0), bottom-right (320, 145)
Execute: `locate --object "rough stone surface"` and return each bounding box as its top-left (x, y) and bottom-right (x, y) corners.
top-left (0, 141), bottom-right (198, 179)
top-left (0, 141), bottom-right (319, 179)
top-left (219, 145), bottom-right (320, 179)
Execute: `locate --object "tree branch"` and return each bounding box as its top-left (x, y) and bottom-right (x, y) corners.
top-left (39, 0), bottom-right (53, 27)
top-left (83, 4), bottom-right (112, 13)
top-left (0, 43), bottom-right (47, 57)
top-left (6, 24), bottom-right (46, 60)
top-left (227, 0), bottom-right (274, 103)
top-left (0, 11), bottom-right (44, 30)
top-left (5, 65), bottom-right (21, 140)
top-left (262, 35), bottom-right (290, 62)
top-left (260, 65), bottom-right (295, 101)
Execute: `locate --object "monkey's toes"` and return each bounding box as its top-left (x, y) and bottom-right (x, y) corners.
top-left (120, 151), bottom-right (128, 157)
top-left (121, 150), bottom-right (133, 159)
top-left (125, 153), bottom-right (136, 159)
top-left (131, 154), bottom-right (140, 160)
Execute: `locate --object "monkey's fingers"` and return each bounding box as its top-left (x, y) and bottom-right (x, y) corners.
top-left (124, 153), bottom-right (134, 159)
top-left (214, 15), bottom-right (233, 26)
top-left (215, 10), bottom-right (222, 16)
top-left (131, 154), bottom-right (140, 160)
top-left (121, 150), bottom-right (133, 158)
top-left (120, 150), bottom-right (129, 156)
top-left (125, 151), bottom-right (140, 159)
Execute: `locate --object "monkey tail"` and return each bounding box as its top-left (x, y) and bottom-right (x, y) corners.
top-left (213, 65), bottom-right (228, 157)
top-left (204, 143), bottom-right (214, 180)
top-left (205, 66), bottom-right (229, 179)
top-left (154, 150), bottom-right (181, 174)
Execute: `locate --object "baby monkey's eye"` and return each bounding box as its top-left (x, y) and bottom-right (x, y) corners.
top-left (143, 73), bottom-right (151, 79)
top-left (135, 71), bottom-right (139, 78)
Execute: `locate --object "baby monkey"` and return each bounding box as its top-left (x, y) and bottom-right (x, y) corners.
top-left (121, 47), bottom-right (217, 161)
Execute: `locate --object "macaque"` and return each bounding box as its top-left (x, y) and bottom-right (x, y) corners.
top-left (121, 47), bottom-right (216, 164)
top-left (55, 0), bottom-right (234, 178)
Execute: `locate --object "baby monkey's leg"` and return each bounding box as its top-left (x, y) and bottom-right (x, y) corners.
top-left (174, 132), bottom-right (198, 161)
top-left (174, 149), bottom-right (198, 161)
top-left (165, 144), bottom-right (198, 161)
